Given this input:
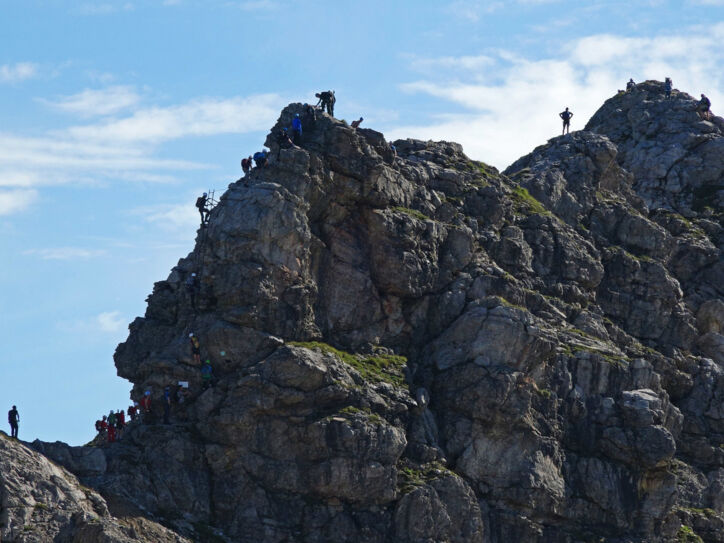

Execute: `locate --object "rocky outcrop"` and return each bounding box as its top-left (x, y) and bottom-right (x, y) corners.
top-left (0, 432), bottom-right (189, 542)
top-left (23, 86), bottom-right (724, 542)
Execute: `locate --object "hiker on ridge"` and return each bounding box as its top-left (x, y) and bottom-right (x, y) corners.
top-left (664, 77), bottom-right (672, 98)
top-left (697, 94), bottom-right (711, 119)
top-left (8, 405), bottom-right (19, 438)
top-left (559, 107), bottom-right (573, 135)
top-left (315, 90), bottom-right (335, 116)
top-left (626, 78), bottom-right (635, 91)
top-left (351, 117), bottom-right (363, 129)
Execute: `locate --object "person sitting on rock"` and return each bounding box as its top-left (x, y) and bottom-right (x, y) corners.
top-left (276, 128), bottom-right (297, 159)
top-left (195, 193), bottom-right (210, 224)
top-left (351, 117), bottom-right (363, 129)
top-left (290, 113), bottom-right (303, 144)
top-left (697, 94), bottom-right (711, 119)
top-left (626, 78), bottom-right (635, 91)
top-left (559, 107), bottom-right (573, 135)
top-left (664, 77), bottom-right (672, 98)
top-left (189, 333), bottom-right (201, 364)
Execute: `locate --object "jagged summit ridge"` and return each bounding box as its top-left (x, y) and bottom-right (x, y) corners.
top-left (17, 86), bottom-right (724, 542)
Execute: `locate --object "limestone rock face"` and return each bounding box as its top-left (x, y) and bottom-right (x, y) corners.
top-left (23, 90), bottom-right (724, 542)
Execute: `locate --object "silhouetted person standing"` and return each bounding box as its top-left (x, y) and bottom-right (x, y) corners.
top-left (8, 405), bottom-right (19, 438)
top-left (559, 107), bottom-right (573, 135)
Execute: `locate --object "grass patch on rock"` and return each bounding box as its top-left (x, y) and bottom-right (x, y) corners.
top-left (510, 186), bottom-right (550, 216)
top-left (289, 341), bottom-right (407, 387)
top-left (677, 525), bottom-right (704, 543)
top-left (391, 206), bottom-right (430, 221)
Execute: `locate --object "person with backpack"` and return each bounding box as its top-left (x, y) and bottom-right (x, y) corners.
top-left (195, 193), bottom-right (210, 224)
top-left (189, 332), bottom-right (201, 364)
top-left (8, 405), bottom-right (19, 438)
top-left (664, 77), bottom-right (672, 98)
top-left (107, 416), bottom-right (116, 443)
top-left (140, 391), bottom-right (152, 420)
top-left (559, 107), bottom-right (573, 135)
top-left (253, 150), bottom-right (268, 168)
top-left (626, 79), bottom-right (635, 91)
top-left (128, 403), bottom-right (138, 422)
top-left (315, 90), bottom-right (335, 116)
top-left (697, 94), bottom-right (711, 119)
top-left (276, 128), bottom-right (297, 159)
top-left (185, 272), bottom-right (200, 310)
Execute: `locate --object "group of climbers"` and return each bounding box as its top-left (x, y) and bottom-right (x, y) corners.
top-left (315, 90), bottom-right (335, 115)
top-left (94, 406), bottom-right (137, 443)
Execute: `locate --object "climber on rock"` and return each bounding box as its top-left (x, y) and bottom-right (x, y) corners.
top-left (559, 107), bottom-right (573, 135)
top-left (140, 391), bottom-right (152, 420)
top-left (186, 272), bottom-right (200, 309)
top-left (291, 113), bottom-right (303, 144)
top-left (190, 332), bottom-right (201, 364)
top-left (664, 77), bottom-right (672, 98)
top-left (8, 405), bottom-right (19, 438)
top-left (276, 128), bottom-right (297, 159)
top-left (201, 360), bottom-right (214, 389)
top-left (241, 156), bottom-right (251, 174)
top-left (163, 387), bottom-right (171, 424)
top-left (697, 94), bottom-right (711, 119)
top-left (253, 150), bottom-right (268, 168)
top-left (626, 78), bottom-right (635, 91)
top-left (315, 90), bottom-right (335, 116)
top-left (196, 193), bottom-right (210, 225)
top-left (128, 403), bottom-right (138, 422)
top-left (351, 117), bottom-right (363, 129)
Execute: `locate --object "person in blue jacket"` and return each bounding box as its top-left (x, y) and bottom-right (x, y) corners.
top-left (291, 113), bottom-right (302, 144)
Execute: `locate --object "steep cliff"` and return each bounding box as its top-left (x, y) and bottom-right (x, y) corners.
top-left (28, 82), bottom-right (724, 542)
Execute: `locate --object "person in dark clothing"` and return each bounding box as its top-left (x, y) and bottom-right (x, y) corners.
top-left (163, 387), bottom-right (171, 424)
top-left (559, 107), bottom-right (573, 135)
top-left (664, 77), bottom-right (672, 98)
top-left (626, 78), bottom-right (635, 91)
top-left (350, 117), bottom-right (363, 129)
top-left (241, 157), bottom-right (251, 174)
top-left (276, 128), bottom-right (296, 159)
top-left (185, 272), bottom-right (200, 309)
top-left (201, 360), bottom-right (214, 390)
top-left (304, 103), bottom-right (316, 127)
top-left (315, 90), bottom-right (335, 116)
top-left (698, 94), bottom-right (711, 119)
top-left (291, 113), bottom-right (303, 144)
top-left (128, 404), bottom-right (138, 422)
top-left (8, 406), bottom-right (19, 438)
top-left (195, 193), bottom-right (210, 224)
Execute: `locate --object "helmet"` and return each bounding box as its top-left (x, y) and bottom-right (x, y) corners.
top-left (295, 113), bottom-right (300, 117)
top-left (189, 333), bottom-right (194, 338)
top-left (203, 192), bottom-right (207, 197)
top-left (191, 273), bottom-right (196, 277)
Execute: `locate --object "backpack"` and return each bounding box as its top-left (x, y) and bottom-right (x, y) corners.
top-left (195, 196), bottom-right (206, 209)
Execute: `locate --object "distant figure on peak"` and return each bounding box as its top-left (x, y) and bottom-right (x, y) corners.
top-left (189, 332), bottom-right (201, 364)
top-left (241, 156), bottom-right (252, 175)
top-left (626, 78), bottom-right (635, 91)
top-left (350, 117), bottom-right (363, 129)
top-left (697, 93), bottom-right (711, 120)
top-left (559, 107), bottom-right (573, 135)
top-left (253, 150), bottom-right (268, 168)
top-left (195, 193), bottom-right (210, 225)
top-left (315, 90), bottom-right (335, 116)
top-left (8, 405), bottom-right (19, 438)
top-left (291, 113), bottom-right (303, 144)
top-left (664, 77), bottom-right (672, 98)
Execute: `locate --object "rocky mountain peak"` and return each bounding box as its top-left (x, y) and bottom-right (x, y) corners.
top-left (9, 86), bottom-right (724, 543)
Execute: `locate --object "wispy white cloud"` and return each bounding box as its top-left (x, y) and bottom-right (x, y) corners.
top-left (65, 93), bottom-right (282, 144)
top-left (96, 311), bottom-right (126, 333)
top-left (58, 310), bottom-right (127, 336)
top-left (0, 63), bottom-right (38, 84)
top-left (0, 189), bottom-right (38, 215)
top-left (24, 247), bottom-right (108, 260)
top-left (408, 54), bottom-right (495, 75)
top-left (392, 22), bottom-right (724, 168)
top-left (77, 3), bottom-right (135, 15)
top-left (41, 86), bottom-right (141, 117)
top-left (130, 199), bottom-right (202, 235)
top-left (447, 0), bottom-right (504, 21)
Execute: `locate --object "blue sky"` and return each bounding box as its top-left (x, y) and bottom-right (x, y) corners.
top-left (2, 0), bottom-right (723, 445)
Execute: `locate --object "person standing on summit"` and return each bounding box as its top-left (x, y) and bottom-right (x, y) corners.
top-left (559, 107), bottom-right (573, 135)
top-left (291, 113), bottom-right (302, 144)
top-left (8, 405), bottom-right (19, 438)
top-left (315, 90), bottom-right (335, 116)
